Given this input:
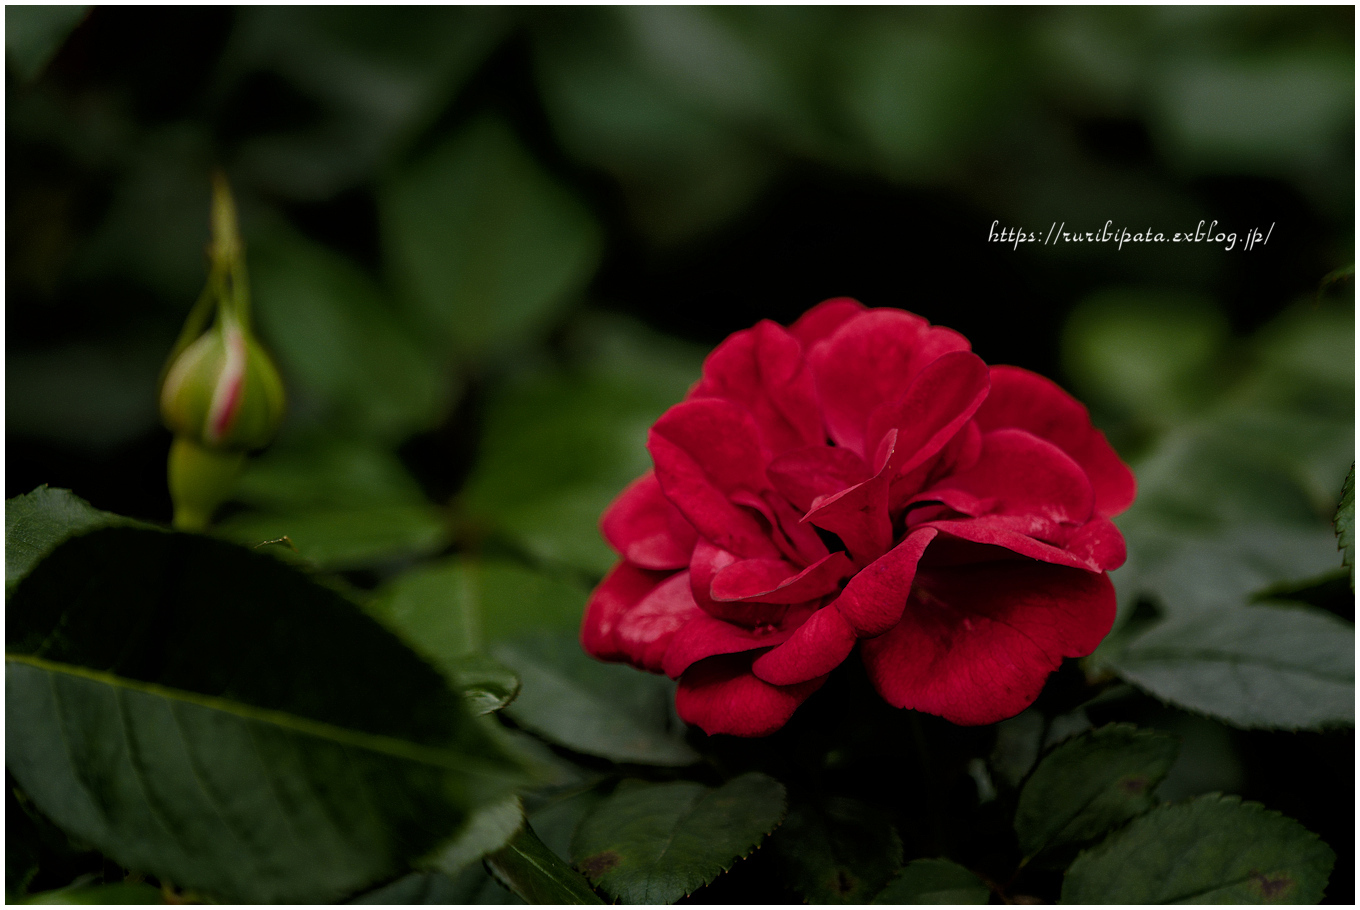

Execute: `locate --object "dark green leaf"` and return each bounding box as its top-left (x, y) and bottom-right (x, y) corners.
top-left (571, 774), bottom-right (786, 904)
top-left (769, 797), bottom-right (903, 904)
top-left (5, 6), bottom-right (87, 82)
top-left (1336, 464), bottom-right (1354, 589)
top-left (23, 883), bottom-right (165, 905)
top-left (7, 785), bottom-right (40, 901)
top-left (872, 858), bottom-right (990, 905)
top-left (461, 312), bottom-right (704, 575)
top-left (490, 824), bottom-right (603, 904)
top-left (1061, 794), bottom-right (1335, 904)
top-left (232, 437), bottom-right (431, 512)
top-left (5, 487), bottom-right (138, 594)
top-left (492, 632), bottom-right (699, 767)
top-left (381, 115), bottom-right (602, 361)
top-left (350, 869), bottom-right (518, 905)
top-left (1015, 724), bottom-right (1180, 859)
top-left (451, 655), bottom-right (522, 716)
top-left (215, 504), bottom-right (449, 572)
top-left (426, 796), bottom-right (525, 877)
top-left (6, 527), bottom-right (525, 903)
top-left (1105, 603), bottom-right (1354, 730)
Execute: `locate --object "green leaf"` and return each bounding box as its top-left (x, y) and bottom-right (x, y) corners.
top-left (249, 225), bottom-right (450, 442)
top-left (492, 632), bottom-right (700, 767)
top-left (232, 437), bottom-right (431, 512)
top-left (215, 503), bottom-right (450, 572)
top-left (1015, 724), bottom-right (1180, 859)
top-left (489, 824), bottom-right (603, 904)
top-left (461, 312), bottom-right (704, 575)
top-left (1336, 464), bottom-right (1354, 589)
top-left (7, 786), bottom-right (40, 901)
top-left (7, 526), bottom-right (526, 903)
top-left (450, 655), bottom-right (522, 716)
top-left (5, 488), bottom-right (138, 594)
top-left (1061, 794), bottom-right (1335, 904)
top-left (350, 869), bottom-right (518, 905)
top-left (768, 797), bottom-right (903, 904)
top-left (1105, 603), bottom-right (1354, 730)
top-left (381, 115), bottom-right (602, 361)
top-left (5, 6), bottom-right (87, 82)
top-left (427, 796), bottom-right (525, 877)
top-left (872, 858), bottom-right (990, 905)
top-left (23, 883), bottom-right (165, 905)
top-left (571, 773), bottom-right (786, 903)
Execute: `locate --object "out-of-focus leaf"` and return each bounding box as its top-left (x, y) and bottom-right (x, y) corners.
top-left (450, 655), bottom-right (521, 716)
top-left (462, 312), bottom-right (704, 576)
top-left (350, 868), bottom-right (518, 905)
top-left (5, 6), bottom-right (87, 82)
top-left (427, 796), bottom-right (525, 879)
top-left (1151, 53), bottom-right (1352, 173)
top-left (249, 225), bottom-right (449, 441)
top-left (222, 6), bottom-right (512, 199)
top-left (5, 487), bottom-right (140, 594)
top-left (1149, 713), bottom-right (1246, 803)
top-left (571, 774), bottom-right (785, 904)
top-left (6, 527), bottom-right (526, 903)
top-left (872, 858), bottom-right (990, 905)
top-left (6, 786), bottom-right (40, 901)
top-left (488, 824), bottom-right (603, 904)
top-left (530, 787), bottom-right (606, 864)
top-left (216, 504), bottom-right (449, 572)
top-left (381, 115), bottom-right (602, 361)
top-left (1062, 289), bottom-right (1228, 422)
top-left (370, 557), bottom-right (588, 667)
top-left (1061, 795), bottom-right (1334, 904)
top-left (1337, 465), bottom-right (1354, 589)
top-left (769, 797), bottom-right (903, 904)
top-left (1105, 603), bottom-right (1354, 730)
top-left (492, 632), bottom-right (700, 767)
top-left (232, 438), bottom-right (429, 512)
top-left (1015, 724), bottom-right (1179, 859)
top-left (23, 883), bottom-right (165, 905)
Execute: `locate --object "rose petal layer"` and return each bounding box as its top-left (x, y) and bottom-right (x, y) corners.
top-left (676, 652), bottom-right (827, 737)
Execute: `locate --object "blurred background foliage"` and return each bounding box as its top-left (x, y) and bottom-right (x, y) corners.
top-left (6, 5), bottom-right (1354, 903)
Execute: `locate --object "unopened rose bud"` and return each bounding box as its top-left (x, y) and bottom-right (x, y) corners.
top-left (159, 311), bottom-right (285, 452)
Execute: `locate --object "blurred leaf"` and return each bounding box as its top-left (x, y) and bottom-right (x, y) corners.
top-left (488, 824), bottom-right (603, 904)
top-left (7, 527), bottom-right (525, 903)
top-left (5, 6), bottom-right (87, 82)
top-left (232, 437), bottom-right (429, 512)
top-left (1152, 53), bottom-right (1353, 173)
top-left (872, 858), bottom-right (990, 905)
top-left (1015, 724), bottom-right (1179, 859)
top-left (23, 883), bottom-right (165, 905)
top-left (462, 312), bottom-right (704, 576)
top-left (350, 868), bottom-right (518, 905)
top-left (222, 7), bottom-right (512, 199)
top-left (1062, 289), bottom-right (1228, 422)
top-left (492, 632), bottom-right (700, 767)
top-left (1149, 713), bottom-right (1246, 803)
top-left (216, 504), bottom-right (449, 572)
top-left (5, 487), bottom-right (140, 594)
top-left (451, 655), bottom-right (522, 716)
top-left (6, 788), bottom-right (40, 901)
top-left (1105, 603), bottom-right (1354, 730)
top-left (769, 797), bottom-right (903, 904)
top-left (571, 774), bottom-right (786, 904)
top-left (249, 225), bottom-right (449, 441)
top-left (1336, 465), bottom-right (1354, 589)
top-left (1061, 795), bottom-right (1334, 904)
top-left (370, 556), bottom-right (589, 670)
top-left (529, 787), bottom-right (606, 864)
top-left (427, 796), bottom-right (525, 879)
top-left (1237, 302), bottom-right (1353, 420)
top-left (381, 115), bottom-right (602, 361)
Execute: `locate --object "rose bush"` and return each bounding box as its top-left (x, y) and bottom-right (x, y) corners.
top-left (582, 298), bottom-right (1135, 736)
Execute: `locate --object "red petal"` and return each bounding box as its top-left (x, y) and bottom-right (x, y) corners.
top-left (974, 366), bottom-right (1136, 518)
top-left (1062, 516), bottom-right (1127, 572)
top-left (832, 528), bottom-right (937, 635)
top-left (918, 428), bottom-right (1095, 526)
top-left (751, 604), bottom-right (857, 686)
top-left (919, 519), bottom-right (1104, 572)
top-left (767, 445), bottom-right (872, 513)
top-left (690, 539), bottom-right (791, 625)
top-left (675, 652), bottom-right (827, 737)
top-left (649, 399), bottom-right (780, 558)
top-left (860, 562), bottom-right (1115, 725)
top-left (787, 297), bottom-right (866, 347)
top-left (711, 551), bottom-right (853, 604)
top-left (690, 320), bottom-right (823, 456)
top-left (600, 471), bottom-right (698, 571)
top-left (661, 604), bottom-right (815, 678)
top-left (613, 571), bottom-right (708, 673)
top-left (865, 350), bottom-right (991, 478)
top-left (581, 562), bottom-right (673, 662)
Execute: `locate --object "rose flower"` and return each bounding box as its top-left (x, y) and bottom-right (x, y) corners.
top-left (581, 299), bottom-right (1135, 736)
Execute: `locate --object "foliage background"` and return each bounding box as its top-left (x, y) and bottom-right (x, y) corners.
top-left (6, 6), bottom-right (1354, 904)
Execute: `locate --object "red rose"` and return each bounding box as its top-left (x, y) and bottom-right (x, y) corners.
top-left (582, 298), bottom-right (1135, 736)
